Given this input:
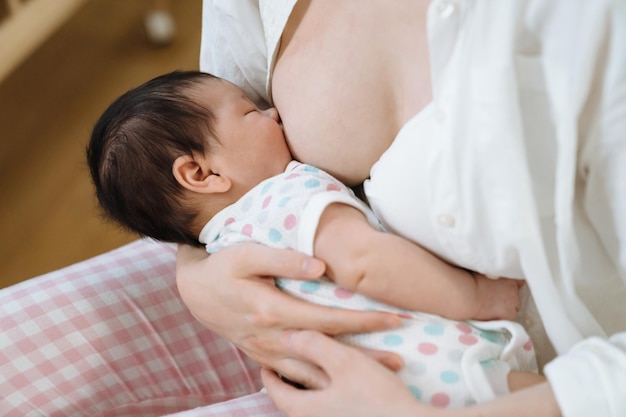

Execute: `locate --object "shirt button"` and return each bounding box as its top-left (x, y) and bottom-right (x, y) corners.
top-left (436, 0), bottom-right (456, 18)
top-left (437, 213), bottom-right (456, 228)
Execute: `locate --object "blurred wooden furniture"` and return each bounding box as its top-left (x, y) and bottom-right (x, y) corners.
top-left (0, 0), bottom-right (89, 82)
top-left (0, 0), bottom-right (201, 289)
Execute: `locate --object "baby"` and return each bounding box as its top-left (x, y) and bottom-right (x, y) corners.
top-left (87, 70), bottom-right (543, 407)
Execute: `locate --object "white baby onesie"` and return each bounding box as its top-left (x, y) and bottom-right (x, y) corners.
top-left (200, 161), bottom-right (538, 407)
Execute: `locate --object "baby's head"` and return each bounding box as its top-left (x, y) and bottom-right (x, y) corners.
top-left (87, 70), bottom-right (291, 246)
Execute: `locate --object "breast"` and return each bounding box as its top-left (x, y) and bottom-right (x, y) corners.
top-left (272, 0), bottom-right (431, 185)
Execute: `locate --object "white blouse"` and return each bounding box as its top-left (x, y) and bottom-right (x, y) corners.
top-left (364, 103), bottom-right (452, 267)
top-left (199, 1), bottom-right (626, 416)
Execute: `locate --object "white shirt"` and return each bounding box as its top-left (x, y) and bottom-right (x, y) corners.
top-left (199, 1), bottom-right (626, 416)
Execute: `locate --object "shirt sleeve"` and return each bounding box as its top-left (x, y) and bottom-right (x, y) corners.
top-left (544, 333), bottom-right (626, 417)
top-left (532, 2), bottom-right (626, 416)
top-left (579, 0), bottom-right (626, 281)
top-left (199, 0), bottom-right (270, 107)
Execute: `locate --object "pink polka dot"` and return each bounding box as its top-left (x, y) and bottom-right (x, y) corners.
top-left (224, 217), bottom-right (235, 226)
top-left (326, 184), bottom-right (341, 192)
top-left (455, 323), bottom-right (472, 333)
top-left (418, 342), bottom-right (438, 355)
top-left (286, 173), bottom-right (300, 179)
top-left (334, 287), bottom-right (354, 299)
top-left (523, 339), bottom-right (533, 351)
top-left (459, 334), bottom-right (478, 346)
top-left (284, 214), bottom-right (297, 230)
top-left (431, 393), bottom-right (450, 408)
top-left (242, 224), bottom-right (253, 237)
top-left (262, 196), bottom-right (272, 209)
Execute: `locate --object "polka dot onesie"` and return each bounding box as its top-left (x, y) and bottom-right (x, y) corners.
top-left (200, 161), bottom-right (538, 407)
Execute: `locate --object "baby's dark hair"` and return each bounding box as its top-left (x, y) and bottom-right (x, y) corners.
top-left (87, 70), bottom-right (218, 247)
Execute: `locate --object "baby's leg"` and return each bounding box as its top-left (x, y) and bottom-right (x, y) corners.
top-left (0, 240), bottom-right (263, 416)
top-left (508, 371), bottom-right (547, 392)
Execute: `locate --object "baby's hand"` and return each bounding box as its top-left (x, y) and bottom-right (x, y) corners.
top-left (472, 274), bottom-right (523, 321)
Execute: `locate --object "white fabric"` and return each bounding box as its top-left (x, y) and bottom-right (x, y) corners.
top-left (199, 0), bottom-right (626, 415)
top-left (365, 102), bottom-right (448, 264)
top-left (199, 0), bottom-right (296, 107)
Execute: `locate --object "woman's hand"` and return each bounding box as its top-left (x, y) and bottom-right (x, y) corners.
top-left (262, 330), bottom-right (562, 417)
top-left (176, 243), bottom-right (403, 387)
top-left (261, 330), bottom-right (447, 417)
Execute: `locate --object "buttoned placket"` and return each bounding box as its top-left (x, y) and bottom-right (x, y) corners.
top-left (427, 0), bottom-right (472, 268)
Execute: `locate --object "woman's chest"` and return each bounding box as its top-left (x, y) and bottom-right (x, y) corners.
top-left (272, 0), bottom-right (432, 185)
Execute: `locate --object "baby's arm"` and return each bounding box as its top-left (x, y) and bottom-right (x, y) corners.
top-left (314, 203), bottom-right (521, 321)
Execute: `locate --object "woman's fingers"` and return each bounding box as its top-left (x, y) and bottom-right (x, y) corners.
top-left (265, 293), bottom-right (403, 334)
top-left (260, 368), bottom-right (307, 414)
top-left (239, 292), bottom-right (402, 380)
top-left (270, 357), bottom-right (330, 389)
top-left (228, 243), bottom-right (326, 280)
top-left (263, 338), bottom-right (403, 388)
top-left (263, 331), bottom-right (429, 417)
top-left (281, 330), bottom-right (357, 373)
top-left (357, 346), bottom-right (404, 371)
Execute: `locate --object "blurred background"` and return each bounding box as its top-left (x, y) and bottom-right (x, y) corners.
top-left (0, 0), bottom-right (202, 288)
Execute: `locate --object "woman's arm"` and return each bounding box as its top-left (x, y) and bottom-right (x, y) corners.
top-left (262, 330), bottom-right (562, 417)
top-left (314, 204), bottom-right (522, 321)
top-left (176, 243), bottom-right (403, 387)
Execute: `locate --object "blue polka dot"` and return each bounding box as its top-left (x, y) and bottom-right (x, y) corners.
top-left (303, 165), bottom-right (319, 173)
top-left (300, 281), bottom-right (321, 293)
top-left (440, 371), bottom-right (460, 384)
top-left (382, 334), bottom-right (403, 346)
top-left (261, 181), bottom-right (274, 194)
top-left (407, 385), bottom-right (422, 400)
top-left (480, 359), bottom-right (495, 368)
top-left (479, 330), bottom-right (500, 343)
top-left (268, 228), bottom-right (282, 243)
top-left (424, 323), bottom-right (445, 336)
top-left (278, 197), bottom-right (291, 208)
top-left (304, 179), bottom-right (321, 188)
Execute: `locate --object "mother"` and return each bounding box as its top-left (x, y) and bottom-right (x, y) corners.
top-left (178, 1), bottom-right (626, 416)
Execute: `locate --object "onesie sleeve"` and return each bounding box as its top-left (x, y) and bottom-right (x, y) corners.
top-left (199, 0), bottom-right (270, 106)
top-left (296, 189), bottom-right (381, 257)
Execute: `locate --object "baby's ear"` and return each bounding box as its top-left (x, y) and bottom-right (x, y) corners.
top-left (172, 155), bottom-right (231, 194)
